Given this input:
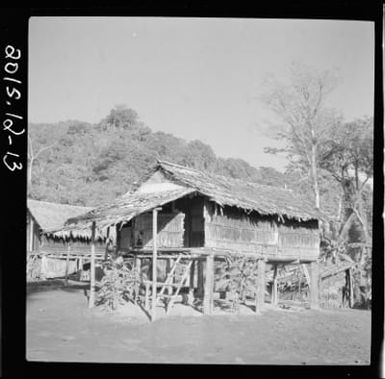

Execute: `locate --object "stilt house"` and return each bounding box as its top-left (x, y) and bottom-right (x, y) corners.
top-left (51, 161), bottom-right (322, 316)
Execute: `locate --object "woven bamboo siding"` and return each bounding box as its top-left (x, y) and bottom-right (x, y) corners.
top-left (204, 200), bottom-right (319, 259)
top-left (204, 202), bottom-right (277, 252)
top-left (278, 221), bottom-right (319, 259)
top-left (133, 211), bottom-right (185, 248)
top-left (40, 237), bottom-right (105, 255)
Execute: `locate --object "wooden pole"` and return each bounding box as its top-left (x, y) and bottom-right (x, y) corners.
top-left (203, 254), bottom-right (214, 315)
top-left (166, 258), bottom-right (173, 296)
top-left (188, 259), bottom-right (195, 304)
top-left (151, 208), bottom-right (161, 321)
top-left (88, 221), bottom-right (96, 308)
top-left (272, 264), bottom-right (278, 306)
top-left (255, 258), bottom-right (266, 314)
top-left (78, 256), bottom-right (83, 281)
top-left (197, 258), bottom-right (204, 299)
top-left (310, 261), bottom-right (320, 309)
top-left (349, 268), bottom-right (354, 308)
top-left (65, 242), bottom-right (71, 286)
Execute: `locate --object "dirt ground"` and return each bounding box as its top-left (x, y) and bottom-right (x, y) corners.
top-left (26, 280), bottom-right (371, 365)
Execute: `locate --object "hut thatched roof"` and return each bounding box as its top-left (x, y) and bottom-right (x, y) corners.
top-left (50, 160), bottom-right (321, 239)
top-left (27, 199), bottom-right (93, 231)
top-left (48, 187), bottom-right (195, 239)
top-left (150, 161), bottom-right (321, 221)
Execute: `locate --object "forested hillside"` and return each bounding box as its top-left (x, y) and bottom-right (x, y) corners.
top-left (28, 106), bottom-right (291, 207)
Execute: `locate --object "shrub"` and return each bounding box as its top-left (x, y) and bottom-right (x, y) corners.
top-left (96, 257), bottom-right (140, 311)
top-left (215, 257), bottom-right (258, 311)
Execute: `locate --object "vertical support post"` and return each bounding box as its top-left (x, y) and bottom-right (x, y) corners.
top-left (197, 258), bottom-right (204, 298)
top-left (166, 258), bottom-right (173, 296)
top-left (255, 258), bottom-right (266, 314)
top-left (88, 221), bottom-right (96, 308)
top-left (134, 255), bottom-right (141, 305)
top-left (135, 255), bottom-right (141, 272)
top-left (272, 264), bottom-right (278, 306)
top-left (203, 254), bottom-right (214, 315)
top-left (151, 208), bottom-right (161, 321)
top-left (349, 268), bottom-right (354, 308)
top-left (310, 261), bottom-right (320, 309)
top-left (78, 256), bottom-right (83, 281)
top-left (188, 259), bottom-right (195, 304)
top-left (65, 242), bottom-right (71, 286)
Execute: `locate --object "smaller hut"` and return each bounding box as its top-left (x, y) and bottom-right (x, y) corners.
top-left (27, 199), bottom-right (104, 279)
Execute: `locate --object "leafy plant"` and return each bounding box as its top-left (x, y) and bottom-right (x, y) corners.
top-left (96, 257), bottom-right (140, 311)
top-left (215, 257), bottom-right (259, 311)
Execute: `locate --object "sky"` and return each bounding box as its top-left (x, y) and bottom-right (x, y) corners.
top-left (29, 17), bottom-right (374, 171)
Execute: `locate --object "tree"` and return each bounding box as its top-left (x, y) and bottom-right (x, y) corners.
top-left (261, 63), bottom-right (342, 209)
top-left (28, 136), bottom-right (57, 191)
top-left (181, 140), bottom-right (217, 171)
top-left (319, 116), bottom-right (373, 246)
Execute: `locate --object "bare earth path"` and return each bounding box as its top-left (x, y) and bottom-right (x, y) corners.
top-left (26, 280), bottom-right (371, 365)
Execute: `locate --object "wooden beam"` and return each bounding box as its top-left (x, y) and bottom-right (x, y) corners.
top-left (64, 242), bottom-right (71, 287)
top-left (255, 258), bottom-right (266, 314)
top-left (188, 259), bottom-right (195, 304)
top-left (272, 264), bottom-right (278, 306)
top-left (88, 221), bottom-right (96, 308)
top-left (203, 254), bottom-right (214, 315)
top-left (78, 256), bottom-right (83, 280)
top-left (197, 259), bottom-right (204, 299)
top-left (151, 208), bottom-right (161, 321)
top-left (310, 261), bottom-right (320, 309)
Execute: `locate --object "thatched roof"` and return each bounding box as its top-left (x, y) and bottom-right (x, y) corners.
top-left (50, 160), bottom-right (321, 239)
top-left (46, 187), bottom-right (196, 240)
top-left (150, 161), bottom-right (321, 221)
top-left (27, 199), bottom-right (93, 231)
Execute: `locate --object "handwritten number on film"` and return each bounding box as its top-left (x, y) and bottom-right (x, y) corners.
top-left (3, 45), bottom-right (24, 171)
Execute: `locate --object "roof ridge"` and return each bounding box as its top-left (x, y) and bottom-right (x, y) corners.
top-left (157, 160), bottom-right (291, 194)
top-left (28, 198), bottom-right (92, 209)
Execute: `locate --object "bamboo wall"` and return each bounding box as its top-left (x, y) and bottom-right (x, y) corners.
top-left (130, 211), bottom-right (185, 249)
top-left (204, 200), bottom-right (319, 260)
top-left (40, 236), bottom-right (106, 255)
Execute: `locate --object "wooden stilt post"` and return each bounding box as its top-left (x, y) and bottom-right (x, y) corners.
top-left (310, 261), bottom-right (320, 309)
top-left (135, 255), bottom-right (141, 273)
top-left (203, 254), bottom-right (214, 315)
top-left (272, 264), bottom-right (278, 306)
top-left (197, 258), bottom-right (204, 299)
top-left (88, 221), bottom-right (96, 308)
top-left (166, 258), bottom-right (173, 296)
top-left (349, 268), bottom-right (354, 308)
top-left (151, 208), bottom-right (161, 321)
top-left (188, 259), bottom-right (195, 304)
top-left (65, 242), bottom-right (71, 286)
top-left (78, 256), bottom-right (83, 281)
top-left (255, 258), bottom-right (266, 314)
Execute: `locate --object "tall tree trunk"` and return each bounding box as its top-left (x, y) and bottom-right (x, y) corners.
top-left (311, 143), bottom-right (320, 209)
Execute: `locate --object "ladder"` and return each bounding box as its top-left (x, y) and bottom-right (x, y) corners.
top-left (156, 257), bottom-right (193, 314)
